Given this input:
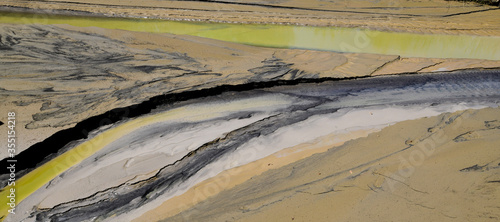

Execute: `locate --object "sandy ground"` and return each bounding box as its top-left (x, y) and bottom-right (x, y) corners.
top-left (157, 107), bottom-right (500, 222)
top-left (2, 23), bottom-right (498, 159)
top-left (0, 1), bottom-right (499, 221)
top-left (1, 0), bottom-right (499, 36)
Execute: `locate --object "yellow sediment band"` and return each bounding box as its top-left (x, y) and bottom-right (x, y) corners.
top-left (0, 96), bottom-right (289, 220)
top-left (0, 107), bottom-right (183, 220)
top-left (0, 12), bottom-right (499, 60)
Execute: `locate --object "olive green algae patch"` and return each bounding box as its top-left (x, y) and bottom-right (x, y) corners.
top-left (1, 12), bottom-right (499, 60)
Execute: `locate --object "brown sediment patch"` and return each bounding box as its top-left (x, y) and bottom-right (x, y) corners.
top-left (1, 0), bottom-right (499, 36)
top-left (160, 107), bottom-right (500, 222)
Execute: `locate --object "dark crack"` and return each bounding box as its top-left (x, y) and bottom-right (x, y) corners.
top-left (460, 164), bottom-right (487, 172)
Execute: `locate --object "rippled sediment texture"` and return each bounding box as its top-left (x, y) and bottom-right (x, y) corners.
top-left (2, 70), bottom-right (500, 221)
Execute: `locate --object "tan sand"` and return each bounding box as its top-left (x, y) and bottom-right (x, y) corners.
top-left (157, 107), bottom-right (500, 222)
top-left (1, 1), bottom-right (499, 221)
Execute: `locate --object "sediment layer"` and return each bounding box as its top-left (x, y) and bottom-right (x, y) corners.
top-left (1, 23), bottom-right (500, 160)
top-left (3, 71), bottom-right (499, 221)
top-left (1, 0), bottom-right (499, 36)
top-left (162, 106), bottom-right (500, 222)
top-left (1, 2), bottom-right (499, 221)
